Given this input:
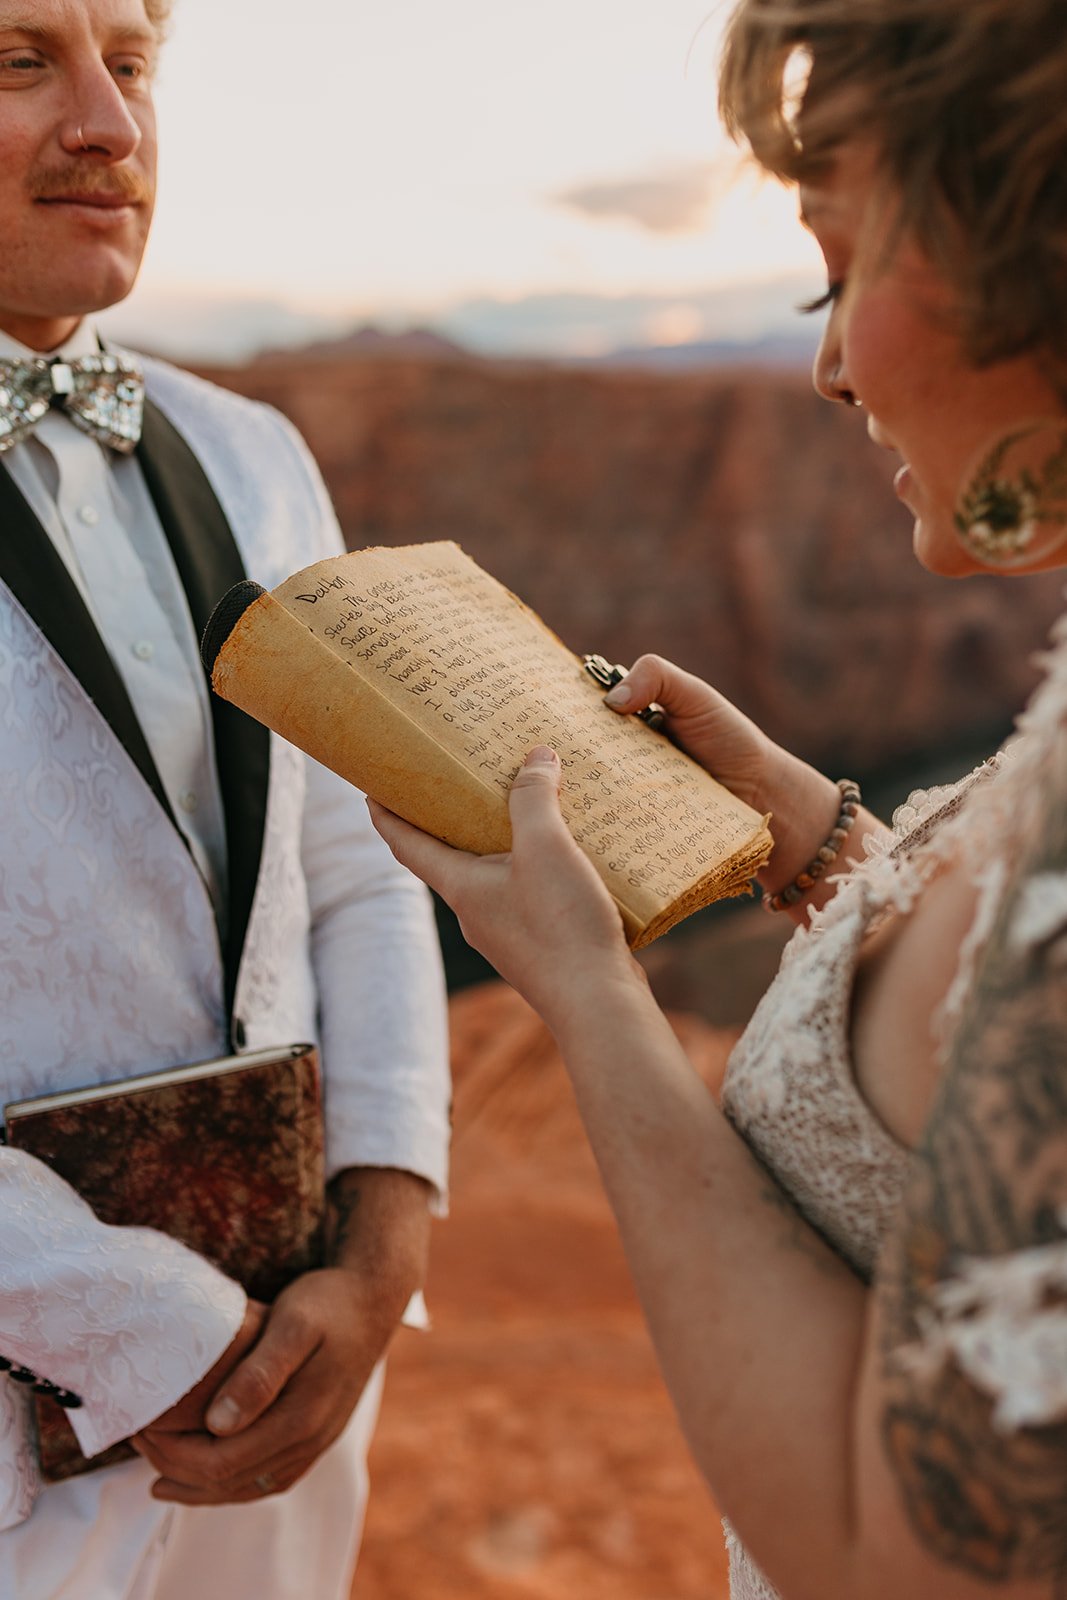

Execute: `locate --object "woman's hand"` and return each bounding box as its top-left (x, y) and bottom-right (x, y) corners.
top-left (369, 746), bottom-right (645, 1028)
top-left (602, 654), bottom-right (790, 812)
top-left (604, 655), bottom-right (864, 908)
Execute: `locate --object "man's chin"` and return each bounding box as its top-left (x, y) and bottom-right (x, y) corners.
top-left (32, 266), bottom-right (144, 321)
top-left (0, 265), bottom-right (145, 350)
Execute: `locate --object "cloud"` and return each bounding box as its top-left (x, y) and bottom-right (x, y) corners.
top-left (437, 279), bottom-right (821, 358)
top-left (553, 162), bottom-right (729, 235)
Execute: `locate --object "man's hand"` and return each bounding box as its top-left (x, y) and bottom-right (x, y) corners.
top-left (134, 1167), bottom-right (431, 1504)
top-left (131, 1298), bottom-right (268, 1444)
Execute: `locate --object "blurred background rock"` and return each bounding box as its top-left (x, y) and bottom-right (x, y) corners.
top-left (199, 340), bottom-right (1064, 1024)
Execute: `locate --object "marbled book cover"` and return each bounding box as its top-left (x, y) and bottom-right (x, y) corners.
top-left (6, 1044), bottom-right (325, 1481)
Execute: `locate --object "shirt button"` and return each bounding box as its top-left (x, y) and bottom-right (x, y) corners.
top-left (78, 505), bottom-right (99, 526)
top-left (179, 790), bottom-right (199, 814)
top-left (132, 640), bottom-right (154, 662)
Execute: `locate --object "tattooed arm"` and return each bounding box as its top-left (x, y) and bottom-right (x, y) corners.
top-left (855, 753), bottom-right (1067, 1598)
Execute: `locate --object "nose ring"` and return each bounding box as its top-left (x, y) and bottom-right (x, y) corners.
top-left (76, 125), bottom-right (88, 151)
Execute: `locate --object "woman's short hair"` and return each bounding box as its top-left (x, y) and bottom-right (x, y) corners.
top-left (719, 0), bottom-right (1067, 373)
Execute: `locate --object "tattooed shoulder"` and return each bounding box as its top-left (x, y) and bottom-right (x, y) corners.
top-left (878, 752), bottom-right (1067, 1586)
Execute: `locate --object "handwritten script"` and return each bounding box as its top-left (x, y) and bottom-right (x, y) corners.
top-left (277, 544), bottom-right (763, 908)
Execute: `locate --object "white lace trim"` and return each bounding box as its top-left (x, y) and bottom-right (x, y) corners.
top-left (723, 1521), bottom-right (782, 1600)
top-left (1007, 871), bottom-right (1067, 953)
top-left (932, 856), bottom-right (1009, 1047)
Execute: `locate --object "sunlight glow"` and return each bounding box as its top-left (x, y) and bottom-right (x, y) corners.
top-left (114, 0), bottom-right (823, 355)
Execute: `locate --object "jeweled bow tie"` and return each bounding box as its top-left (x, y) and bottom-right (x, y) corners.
top-left (0, 352), bottom-right (144, 455)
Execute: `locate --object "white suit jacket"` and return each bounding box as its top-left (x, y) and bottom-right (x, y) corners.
top-left (0, 357), bottom-right (451, 1527)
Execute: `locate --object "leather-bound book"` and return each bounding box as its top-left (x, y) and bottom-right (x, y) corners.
top-left (4, 1042), bottom-right (325, 1482)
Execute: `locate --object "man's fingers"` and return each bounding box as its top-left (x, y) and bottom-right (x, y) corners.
top-left (134, 1426), bottom-right (239, 1485)
top-left (151, 1458), bottom-right (300, 1506)
top-left (147, 1428), bottom-right (316, 1503)
top-left (130, 1429), bottom-right (184, 1476)
top-left (143, 1376), bottom-right (328, 1489)
top-left (205, 1305), bottom-right (319, 1436)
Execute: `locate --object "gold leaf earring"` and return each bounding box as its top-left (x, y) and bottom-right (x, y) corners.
top-left (954, 419), bottom-right (1067, 569)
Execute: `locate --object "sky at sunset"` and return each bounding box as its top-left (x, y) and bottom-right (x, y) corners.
top-left (104, 0), bottom-right (827, 359)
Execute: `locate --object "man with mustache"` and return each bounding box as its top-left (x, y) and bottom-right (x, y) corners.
top-left (0, 2), bottom-right (450, 1596)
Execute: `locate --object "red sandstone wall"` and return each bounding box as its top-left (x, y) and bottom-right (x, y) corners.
top-left (199, 353), bottom-right (1065, 775)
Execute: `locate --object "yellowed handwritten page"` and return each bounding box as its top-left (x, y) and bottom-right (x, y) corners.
top-left (214, 542), bottom-right (771, 945)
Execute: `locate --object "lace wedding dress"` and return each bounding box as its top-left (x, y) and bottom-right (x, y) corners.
top-left (718, 603), bottom-right (1067, 1600)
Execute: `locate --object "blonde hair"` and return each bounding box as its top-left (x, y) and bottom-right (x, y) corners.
top-left (718, 0), bottom-right (1067, 373)
top-left (144, 1), bottom-right (173, 36)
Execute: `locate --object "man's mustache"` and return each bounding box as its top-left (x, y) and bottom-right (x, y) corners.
top-left (30, 166), bottom-right (151, 204)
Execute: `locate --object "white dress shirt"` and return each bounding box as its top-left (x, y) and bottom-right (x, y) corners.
top-left (0, 322), bottom-right (229, 916)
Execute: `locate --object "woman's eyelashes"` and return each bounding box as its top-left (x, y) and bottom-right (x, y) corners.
top-left (796, 280), bottom-right (844, 315)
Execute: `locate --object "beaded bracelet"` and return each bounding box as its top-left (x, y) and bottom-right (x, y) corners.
top-left (761, 779), bottom-right (862, 912)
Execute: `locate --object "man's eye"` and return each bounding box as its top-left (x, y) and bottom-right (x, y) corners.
top-left (796, 281), bottom-right (844, 315)
top-left (110, 56), bottom-right (151, 84)
top-left (0, 52), bottom-right (46, 75)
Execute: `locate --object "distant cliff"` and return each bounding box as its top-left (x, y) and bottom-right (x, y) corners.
top-left (198, 352), bottom-right (1065, 775)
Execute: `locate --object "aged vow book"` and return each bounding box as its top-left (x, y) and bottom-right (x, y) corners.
top-left (4, 1043), bottom-right (324, 1482)
top-left (202, 542), bottom-right (773, 946)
